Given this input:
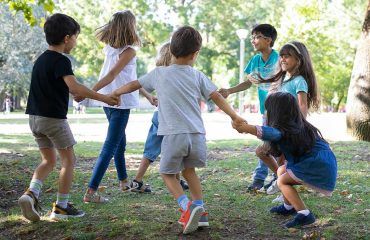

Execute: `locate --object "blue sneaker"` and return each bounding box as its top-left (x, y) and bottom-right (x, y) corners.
top-left (285, 213), bottom-right (316, 228)
top-left (270, 204), bottom-right (296, 215)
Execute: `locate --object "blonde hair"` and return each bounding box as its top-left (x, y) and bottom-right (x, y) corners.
top-left (96, 10), bottom-right (141, 48)
top-left (155, 42), bottom-right (172, 66)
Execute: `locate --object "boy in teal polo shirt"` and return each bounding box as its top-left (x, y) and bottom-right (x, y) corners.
top-left (219, 24), bottom-right (279, 191)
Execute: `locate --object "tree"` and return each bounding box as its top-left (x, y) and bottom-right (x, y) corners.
top-left (0, 4), bottom-right (47, 109)
top-left (346, 1), bottom-right (370, 141)
top-left (0, 0), bottom-right (54, 26)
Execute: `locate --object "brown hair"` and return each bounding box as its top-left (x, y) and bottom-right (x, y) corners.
top-left (261, 41), bottom-right (320, 111)
top-left (170, 26), bottom-right (202, 58)
top-left (96, 10), bottom-right (141, 48)
top-left (156, 42), bottom-right (172, 66)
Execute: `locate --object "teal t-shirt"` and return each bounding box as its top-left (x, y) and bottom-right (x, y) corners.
top-left (244, 49), bottom-right (279, 114)
top-left (280, 75), bottom-right (308, 98)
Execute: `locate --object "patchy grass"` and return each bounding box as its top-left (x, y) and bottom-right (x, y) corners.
top-left (0, 133), bottom-right (369, 240)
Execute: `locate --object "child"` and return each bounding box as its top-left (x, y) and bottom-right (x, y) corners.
top-left (232, 92), bottom-right (337, 228)
top-left (111, 26), bottom-right (244, 234)
top-left (219, 24), bottom-right (279, 192)
top-left (18, 13), bottom-right (118, 221)
top-left (251, 41), bottom-right (320, 195)
top-left (129, 42), bottom-right (189, 194)
top-left (83, 10), bottom-right (154, 203)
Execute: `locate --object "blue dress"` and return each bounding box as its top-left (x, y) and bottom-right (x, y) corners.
top-left (256, 126), bottom-right (337, 196)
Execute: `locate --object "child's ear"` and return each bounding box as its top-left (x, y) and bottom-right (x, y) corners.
top-left (192, 51), bottom-right (200, 59)
top-left (64, 35), bottom-right (71, 44)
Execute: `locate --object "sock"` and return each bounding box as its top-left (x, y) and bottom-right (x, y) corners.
top-left (56, 193), bottom-right (69, 209)
top-left (29, 179), bottom-right (43, 198)
top-left (284, 203), bottom-right (294, 210)
top-left (192, 199), bottom-right (204, 207)
top-left (177, 194), bottom-right (190, 211)
top-left (298, 209), bottom-right (310, 216)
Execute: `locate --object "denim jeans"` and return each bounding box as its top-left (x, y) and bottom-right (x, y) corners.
top-left (253, 115), bottom-right (269, 181)
top-left (88, 107), bottom-right (130, 190)
top-left (143, 111), bottom-right (163, 162)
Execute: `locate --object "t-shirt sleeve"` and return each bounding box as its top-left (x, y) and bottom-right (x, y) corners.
top-left (138, 69), bottom-right (156, 93)
top-left (294, 76), bottom-right (308, 94)
top-left (54, 56), bottom-right (74, 79)
top-left (198, 72), bottom-right (218, 100)
top-left (256, 126), bottom-right (282, 142)
top-left (244, 57), bottom-right (254, 74)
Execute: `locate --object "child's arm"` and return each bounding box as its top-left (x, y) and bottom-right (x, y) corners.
top-left (112, 80), bottom-right (142, 97)
top-left (209, 91), bottom-right (246, 124)
top-left (232, 121), bottom-right (258, 136)
top-left (297, 92), bottom-right (308, 118)
top-left (63, 75), bottom-right (118, 106)
top-left (218, 77), bottom-right (252, 98)
top-left (92, 48), bottom-right (136, 91)
top-left (139, 88), bottom-right (158, 106)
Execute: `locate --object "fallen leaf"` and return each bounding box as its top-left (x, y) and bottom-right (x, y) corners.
top-left (98, 186), bottom-right (107, 192)
top-left (45, 187), bottom-right (53, 193)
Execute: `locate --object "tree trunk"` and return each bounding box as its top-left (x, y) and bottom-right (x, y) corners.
top-left (346, 1), bottom-right (370, 141)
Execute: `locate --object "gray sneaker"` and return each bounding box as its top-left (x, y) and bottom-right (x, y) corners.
top-left (18, 189), bottom-right (41, 222)
top-left (179, 202), bottom-right (204, 234)
top-left (198, 212), bottom-right (209, 227)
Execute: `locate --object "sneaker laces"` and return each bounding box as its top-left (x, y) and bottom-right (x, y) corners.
top-left (27, 190), bottom-right (42, 213)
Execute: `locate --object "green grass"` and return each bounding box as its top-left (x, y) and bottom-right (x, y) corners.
top-left (0, 133), bottom-right (369, 239)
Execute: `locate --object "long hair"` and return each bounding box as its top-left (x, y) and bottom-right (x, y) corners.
top-left (156, 42), bottom-right (172, 66)
top-left (260, 41), bottom-right (320, 111)
top-left (265, 92), bottom-right (324, 156)
top-left (96, 10), bottom-right (141, 48)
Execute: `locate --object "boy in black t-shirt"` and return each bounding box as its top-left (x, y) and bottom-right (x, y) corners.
top-left (18, 13), bottom-right (118, 221)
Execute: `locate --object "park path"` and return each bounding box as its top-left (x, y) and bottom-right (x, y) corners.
top-left (0, 112), bottom-right (353, 142)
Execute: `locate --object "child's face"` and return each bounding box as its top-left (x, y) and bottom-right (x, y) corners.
top-left (64, 34), bottom-right (78, 54)
top-left (280, 53), bottom-right (298, 74)
top-left (250, 32), bottom-right (271, 51)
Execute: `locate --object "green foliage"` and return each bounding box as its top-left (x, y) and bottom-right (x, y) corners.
top-left (0, 0), bottom-right (367, 110)
top-left (1, 0), bottom-right (54, 26)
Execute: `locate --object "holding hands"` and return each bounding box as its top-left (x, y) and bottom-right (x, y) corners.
top-left (232, 117), bottom-right (248, 133)
top-left (218, 88), bottom-right (230, 98)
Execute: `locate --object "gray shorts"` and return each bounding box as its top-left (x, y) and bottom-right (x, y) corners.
top-left (29, 115), bottom-right (76, 149)
top-left (160, 133), bottom-right (207, 174)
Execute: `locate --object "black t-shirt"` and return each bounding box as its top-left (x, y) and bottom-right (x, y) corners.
top-left (26, 50), bottom-right (74, 119)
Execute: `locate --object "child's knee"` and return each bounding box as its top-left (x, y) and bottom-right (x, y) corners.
top-left (277, 177), bottom-right (285, 189)
top-left (255, 145), bottom-right (268, 158)
top-left (277, 165), bottom-right (286, 176)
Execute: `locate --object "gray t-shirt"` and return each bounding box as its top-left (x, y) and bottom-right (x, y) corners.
top-left (139, 64), bottom-right (217, 135)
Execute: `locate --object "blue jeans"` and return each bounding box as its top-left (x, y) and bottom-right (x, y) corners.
top-left (143, 111), bottom-right (163, 162)
top-left (253, 115), bottom-right (268, 181)
top-left (88, 107), bottom-right (130, 190)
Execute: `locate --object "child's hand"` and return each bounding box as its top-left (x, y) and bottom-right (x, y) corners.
top-left (147, 95), bottom-right (158, 107)
top-left (247, 74), bottom-right (260, 84)
top-left (232, 117), bottom-right (248, 133)
top-left (105, 94), bottom-right (119, 106)
top-left (218, 88), bottom-right (230, 98)
top-left (73, 94), bottom-right (85, 102)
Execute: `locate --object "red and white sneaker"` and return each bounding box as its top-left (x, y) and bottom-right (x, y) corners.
top-left (178, 209), bottom-right (209, 227)
top-left (178, 201), bottom-right (204, 234)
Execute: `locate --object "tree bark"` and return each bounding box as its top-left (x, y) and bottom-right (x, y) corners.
top-left (346, 1), bottom-right (370, 141)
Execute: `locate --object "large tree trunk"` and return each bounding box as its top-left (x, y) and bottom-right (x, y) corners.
top-left (346, 1), bottom-right (370, 141)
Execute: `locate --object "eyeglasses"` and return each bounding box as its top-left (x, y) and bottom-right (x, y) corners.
top-left (250, 35), bottom-right (269, 41)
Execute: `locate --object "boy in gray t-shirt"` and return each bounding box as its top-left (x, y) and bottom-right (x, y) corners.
top-left (111, 26), bottom-right (244, 234)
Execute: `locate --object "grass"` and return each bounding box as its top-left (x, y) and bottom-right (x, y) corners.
top-left (0, 133), bottom-right (369, 240)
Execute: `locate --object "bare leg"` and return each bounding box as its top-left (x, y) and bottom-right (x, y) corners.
top-left (277, 173), bottom-right (305, 211)
top-left (182, 168), bottom-right (202, 201)
top-left (135, 157), bottom-right (151, 182)
top-left (161, 173), bottom-right (184, 199)
top-left (32, 148), bottom-right (57, 181)
top-left (57, 147), bottom-right (76, 194)
top-left (256, 145), bottom-right (279, 174)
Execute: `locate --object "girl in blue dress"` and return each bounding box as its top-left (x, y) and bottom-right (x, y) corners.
top-left (232, 92), bottom-right (337, 228)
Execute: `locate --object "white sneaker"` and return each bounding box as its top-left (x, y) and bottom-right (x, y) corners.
top-left (272, 194), bottom-right (284, 203)
top-left (266, 180), bottom-right (280, 195)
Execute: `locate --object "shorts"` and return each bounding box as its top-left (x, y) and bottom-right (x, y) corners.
top-left (29, 115), bottom-right (76, 149)
top-left (159, 133), bottom-right (207, 174)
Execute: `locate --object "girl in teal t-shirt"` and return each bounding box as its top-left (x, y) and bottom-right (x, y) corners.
top-left (251, 41), bottom-right (320, 180)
